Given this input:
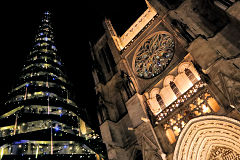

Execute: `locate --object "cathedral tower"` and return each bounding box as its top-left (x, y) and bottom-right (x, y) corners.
top-left (91, 0), bottom-right (240, 159)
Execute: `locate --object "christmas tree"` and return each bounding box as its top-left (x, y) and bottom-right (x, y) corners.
top-left (0, 11), bottom-right (106, 159)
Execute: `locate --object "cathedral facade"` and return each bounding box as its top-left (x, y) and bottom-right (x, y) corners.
top-left (90, 0), bottom-right (240, 159)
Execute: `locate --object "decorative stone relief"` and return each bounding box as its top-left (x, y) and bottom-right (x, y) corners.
top-left (207, 146), bottom-right (240, 160)
top-left (173, 115), bottom-right (240, 160)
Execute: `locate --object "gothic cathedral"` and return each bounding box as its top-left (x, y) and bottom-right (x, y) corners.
top-left (90, 0), bottom-right (240, 159)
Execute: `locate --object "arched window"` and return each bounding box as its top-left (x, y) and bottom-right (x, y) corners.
top-left (185, 68), bottom-right (198, 84)
top-left (156, 94), bottom-right (165, 110)
top-left (170, 81), bottom-right (181, 97)
top-left (166, 128), bottom-right (176, 144)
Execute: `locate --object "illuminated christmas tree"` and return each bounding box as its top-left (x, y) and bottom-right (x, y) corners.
top-left (0, 11), bottom-right (106, 159)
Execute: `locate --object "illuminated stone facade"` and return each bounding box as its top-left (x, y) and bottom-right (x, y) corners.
top-left (91, 0), bottom-right (240, 159)
top-left (0, 12), bottom-right (106, 159)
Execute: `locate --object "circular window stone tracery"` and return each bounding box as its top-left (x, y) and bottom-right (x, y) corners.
top-left (133, 31), bottom-right (175, 79)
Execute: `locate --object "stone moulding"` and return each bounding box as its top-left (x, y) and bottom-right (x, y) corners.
top-left (173, 115), bottom-right (240, 160)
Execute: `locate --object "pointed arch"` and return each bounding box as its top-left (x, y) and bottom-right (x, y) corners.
top-left (173, 115), bottom-right (240, 160)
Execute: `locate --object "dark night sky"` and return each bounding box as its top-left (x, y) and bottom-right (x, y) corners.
top-left (0, 1), bottom-right (146, 131)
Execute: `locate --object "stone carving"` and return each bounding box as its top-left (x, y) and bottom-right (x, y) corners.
top-left (133, 31), bottom-right (175, 79)
top-left (208, 146), bottom-right (240, 160)
top-left (173, 115), bottom-right (240, 160)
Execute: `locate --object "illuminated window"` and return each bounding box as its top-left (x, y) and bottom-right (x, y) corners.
top-left (170, 81), bottom-right (181, 97)
top-left (166, 129), bottom-right (176, 144)
top-left (207, 97), bottom-right (220, 112)
top-left (185, 68), bottom-right (198, 84)
top-left (156, 94), bottom-right (165, 110)
top-left (160, 86), bottom-right (221, 143)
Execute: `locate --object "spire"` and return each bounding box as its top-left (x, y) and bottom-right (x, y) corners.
top-left (104, 18), bottom-right (123, 50)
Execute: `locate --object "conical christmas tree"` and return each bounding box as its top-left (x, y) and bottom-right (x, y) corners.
top-left (0, 11), bottom-right (106, 159)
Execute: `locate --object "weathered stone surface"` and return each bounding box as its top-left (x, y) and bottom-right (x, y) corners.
top-left (227, 2), bottom-right (240, 21)
top-left (126, 94), bottom-right (145, 128)
top-left (91, 1), bottom-right (240, 160)
top-left (187, 37), bottom-right (219, 70)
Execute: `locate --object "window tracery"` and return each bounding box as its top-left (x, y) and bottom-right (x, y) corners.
top-left (162, 88), bottom-right (220, 144)
top-left (147, 63), bottom-right (201, 116)
top-left (133, 31), bottom-right (175, 79)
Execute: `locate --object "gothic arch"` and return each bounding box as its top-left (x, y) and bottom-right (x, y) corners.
top-left (163, 75), bottom-right (175, 87)
top-left (173, 115), bottom-right (240, 160)
top-left (178, 62), bottom-right (191, 73)
top-left (150, 88), bottom-right (160, 99)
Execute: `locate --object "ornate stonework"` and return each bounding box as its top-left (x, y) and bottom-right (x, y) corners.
top-left (173, 115), bottom-right (240, 160)
top-left (133, 31), bottom-right (175, 79)
top-left (120, 7), bottom-right (157, 49)
top-left (207, 146), bottom-right (240, 160)
top-left (91, 0), bottom-right (240, 159)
